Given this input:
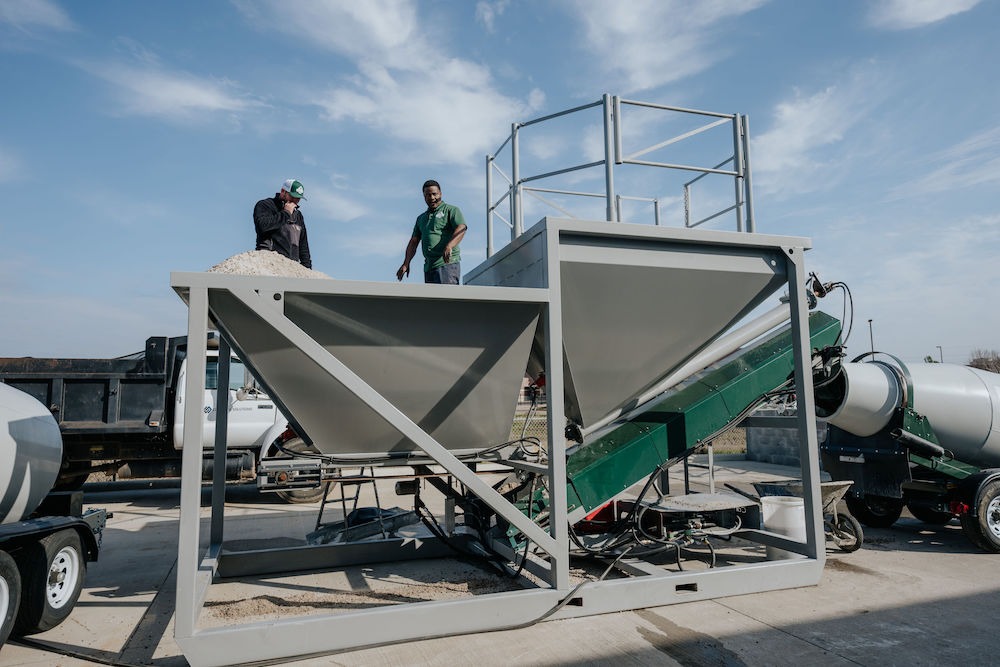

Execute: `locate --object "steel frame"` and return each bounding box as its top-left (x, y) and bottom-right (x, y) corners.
top-left (169, 228), bottom-right (824, 666)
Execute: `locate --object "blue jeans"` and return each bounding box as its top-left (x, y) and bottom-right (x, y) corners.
top-left (425, 262), bottom-right (461, 284)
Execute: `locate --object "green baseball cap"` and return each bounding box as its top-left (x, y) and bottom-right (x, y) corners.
top-left (281, 178), bottom-right (306, 200)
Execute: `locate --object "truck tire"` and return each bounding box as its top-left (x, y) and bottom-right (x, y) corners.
top-left (14, 529), bottom-right (85, 635)
top-left (960, 479), bottom-right (1000, 553)
top-left (271, 438), bottom-right (336, 504)
top-left (52, 464), bottom-right (90, 491)
top-left (0, 551), bottom-right (20, 646)
top-left (846, 495), bottom-right (904, 529)
top-left (906, 502), bottom-right (954, 525)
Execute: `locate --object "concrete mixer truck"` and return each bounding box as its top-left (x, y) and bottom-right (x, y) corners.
top-left (814, 355), bottom-right (1000, 552)
top-left (0, 383), bottom-right (107, 648)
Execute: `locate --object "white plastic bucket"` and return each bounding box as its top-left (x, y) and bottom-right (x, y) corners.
top-left (761, 496), bottom-right (806, 560)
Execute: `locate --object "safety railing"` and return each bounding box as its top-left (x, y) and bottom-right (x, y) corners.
top-left (486, 93), bottom-right (755, 256)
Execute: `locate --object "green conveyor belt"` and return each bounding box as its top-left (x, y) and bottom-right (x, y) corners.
top-left (563, 310), bottom-right (842, 515)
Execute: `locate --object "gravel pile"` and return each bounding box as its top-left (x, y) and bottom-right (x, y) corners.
top-left (208, 250), bottom-right (331, 279)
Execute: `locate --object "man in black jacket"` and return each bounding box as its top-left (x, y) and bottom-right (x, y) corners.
top-left (254, 179), bottom-right (312, 268)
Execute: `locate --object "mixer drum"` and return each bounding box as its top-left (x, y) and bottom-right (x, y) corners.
top-left (0, 383), bottom-right (63, 524)
top-left (819, 362), bottom-right (1000, 468)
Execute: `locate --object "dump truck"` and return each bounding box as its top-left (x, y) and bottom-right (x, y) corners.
top-left (815, 356), bottom-right (1000, 552)
top-left (0, 383), bottom-right (108, 647)
top-left (0, 335), bottom-right (321, 503)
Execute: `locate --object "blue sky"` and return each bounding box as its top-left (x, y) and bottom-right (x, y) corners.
top-left (1, 0), bottom-right (997, 364)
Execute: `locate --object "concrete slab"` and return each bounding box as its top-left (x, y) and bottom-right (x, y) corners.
top-left (3, 460), bottom-right (998, 666)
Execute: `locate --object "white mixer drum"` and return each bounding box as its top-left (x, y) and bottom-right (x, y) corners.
top-left (822, 362), bottom-right (1000, 468)
top-left (0, 383), bottom-right (63, 524)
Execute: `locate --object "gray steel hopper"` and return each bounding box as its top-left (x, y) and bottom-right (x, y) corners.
top-left (465, 218), bottom-right (804, 428)
top-left (173, 276), bottom-right (544, 460)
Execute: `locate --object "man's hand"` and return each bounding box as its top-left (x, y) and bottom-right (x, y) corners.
top-left (283, 201), bottom-right (297, 215)
top-left (396, 264), bottom-right (409, 281)
top-left (443, 246), bottom-right (452, 263)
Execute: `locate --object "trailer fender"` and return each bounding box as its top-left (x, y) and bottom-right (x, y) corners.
top-left (952, 469), bottom-right (1000, 515)
top-left (258, 421), bottom-right (293, 460)
top-left (0, 512), bottom-right (106, 563)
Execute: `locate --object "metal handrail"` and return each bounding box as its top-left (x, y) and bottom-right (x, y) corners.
top-left (486, 93), bottom-right (756, 256)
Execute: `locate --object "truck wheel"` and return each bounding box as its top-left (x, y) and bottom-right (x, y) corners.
top-left (0, 551), bottom-right (21, 646)
top-left (960, 479), bottom-right (1000, 553)
top-left (906, 502), bottom-right (954, 525)
top-left (52, 463), bottom-right (90, 491)
top-left (14, 529), bottom-right (85, 635)
top-left (272, 438), bottom-right (336, 504)
top-left (846, 495), bottom-right (904, 528)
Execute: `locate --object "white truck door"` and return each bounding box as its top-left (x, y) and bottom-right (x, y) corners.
top-left (173, 356), bottom-right (280, 450)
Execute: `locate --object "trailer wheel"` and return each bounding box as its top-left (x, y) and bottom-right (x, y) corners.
top-left (272, 438), bottom-right (337, 504)
top-left (846, 495), bottom-right (904, 528)
top-left (0, 552), bottom-right (21, 646)
top-left (14, 529), bottom-right (85, 635)
top-left (960, 479), bottom-right (1000, 553)
top-left (906, 502), bottom-right (954, 525)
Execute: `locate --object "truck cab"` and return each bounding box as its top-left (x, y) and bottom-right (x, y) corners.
top-left (172, 351), bottom-right (287, 453)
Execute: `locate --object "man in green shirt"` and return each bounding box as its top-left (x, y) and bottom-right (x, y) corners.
top-left (396, 180), bottom-right (468, 284)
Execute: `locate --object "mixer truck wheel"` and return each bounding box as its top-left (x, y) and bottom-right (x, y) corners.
top-left (13, 529), bottom-right (85, 635)
top-left (959, 480), bottom-right (1000, 553)
top-left (906, 502), bottom-right (954, 525)
top-left (846, 495), bottom-right (903, 529)
top-left (0, 551), bottom-right (21, 646)
top-left (271, 438), bottom-right (337, 504)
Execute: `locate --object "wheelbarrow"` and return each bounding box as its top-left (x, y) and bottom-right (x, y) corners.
top-left (750, 479), bottom-right (864, 552)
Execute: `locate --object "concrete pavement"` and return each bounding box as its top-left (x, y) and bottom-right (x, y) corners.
top-left (2, 460), bottom-right (998, 666)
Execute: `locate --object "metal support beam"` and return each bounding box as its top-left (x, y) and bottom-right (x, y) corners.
top-left (544, 224), bottom-right (570, 590)
top-left (486, 154), bottom-right (494, 257)
top-left (784, 244), bottom-right (825, 562)
top-left (210, 339), bottom-right (230, 547)
top-left (175, 286), bottom-right (210, 640)
top-left (603, 93), bottom-right (617, 221)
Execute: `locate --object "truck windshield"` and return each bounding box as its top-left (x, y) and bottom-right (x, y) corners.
top-left (204, 358), bottom-right (246, 392)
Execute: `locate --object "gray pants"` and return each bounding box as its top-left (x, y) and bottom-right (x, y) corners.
top-left (425, 262), bottom-right (461, 285)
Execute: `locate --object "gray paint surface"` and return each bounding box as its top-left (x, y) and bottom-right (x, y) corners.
top-left (204, 283), bottom-right (543, 459)
top-left (468, 218), bottom-right (799, 426)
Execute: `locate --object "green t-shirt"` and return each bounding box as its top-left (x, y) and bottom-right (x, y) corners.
top-left (412, 202), bottom-right (465, 272)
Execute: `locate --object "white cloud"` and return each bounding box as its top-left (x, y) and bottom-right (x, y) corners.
top-left (332, 229), bottom-right (406, 260)
top-left (236, 0), bottom-right (423, 69)
top-left (305, 187), bottom-right (369, 224)
top-left (857, 211), bottom-right (1000, 359)
top-left (83, 61), bottom-right (260, 121)
top-left (475, 0), bottom-right (509, 33)
top-left (868, 0), bottom-right (981, 30)
top-left (0, 148), bottom-right (20, 182)
top-left (892, 126), bottom-right (1000, 198)
top-left (570, 0), bottom-right (769, 92)
top-left (0, 0), bottom-right (74, 32)
top-left (752, 67), bottom-right (887, 197)
top-left (238, 1), bottom-right (545, 164)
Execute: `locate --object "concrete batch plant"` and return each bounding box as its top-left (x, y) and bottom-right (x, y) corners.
top-left (169, 95), bottom-right (840, 667)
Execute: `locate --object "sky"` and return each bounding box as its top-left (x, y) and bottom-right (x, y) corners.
top-left (0, 0), bottom-right (997, 365)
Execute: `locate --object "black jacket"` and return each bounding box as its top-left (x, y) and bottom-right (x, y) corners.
top-left (253, 194), bottom-right (312, 269)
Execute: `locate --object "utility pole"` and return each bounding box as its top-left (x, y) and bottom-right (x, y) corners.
top-left (936, 345), bottom-right (943, 363)
top-left (868, 319), bottom-right (874, 358)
